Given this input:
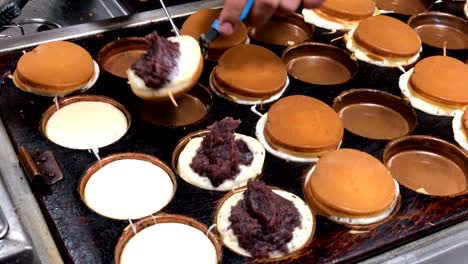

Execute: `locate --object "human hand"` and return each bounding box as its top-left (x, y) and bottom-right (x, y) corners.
top-left (219, 0), bottom-right (324, 34)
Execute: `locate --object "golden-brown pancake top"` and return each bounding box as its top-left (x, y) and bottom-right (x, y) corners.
top-left (410, 56), bottom-right (468, 105)
top-left (180, 9), bottom-right (247, 52)
top-left (320, 0), bottom-right (375, 20)
top-left (16, 41), bottom-right (94, 91)
top-left (214, 44), bottom-right (287, 97)
top-left (354, 15), bottom-right (421, 58)
top-left (265, 95), bottom-right (343, 152)
top-left (307, 149), bottom-right (396, 216)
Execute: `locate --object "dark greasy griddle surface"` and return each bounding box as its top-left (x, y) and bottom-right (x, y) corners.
top-left (0, 15), bottom-right (467, 264)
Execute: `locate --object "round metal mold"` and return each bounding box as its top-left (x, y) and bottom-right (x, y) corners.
top-left (333, 89), bottom-right (417, 140)
top-left (383, 135), bottom-right (468, 197)
top-left (97, 37), bottom-right (148, 78)
top-left (114, 213), bottom-right (223, 264)
top-left (40, 95), bottom-right (131, 150)
top-left (78, 153), bottom-right (178, 220)
top-left (281, 42), bottom-right (358, 86)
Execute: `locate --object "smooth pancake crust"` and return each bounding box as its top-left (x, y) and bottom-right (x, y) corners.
top-left (320, 0), bottom-right (376, 20)
top-left (354, 15), bottom-right (421, 58)
top-left (265, 95), bottom-right (343, 153)
top-left (409, 56), bottom-right (468, 105)
top-left (307, 149), bottom-right (396, 216)
top-left (214, 44), bottom-right (287, 97)
top-left (16, 41), bottom-right (94, 91)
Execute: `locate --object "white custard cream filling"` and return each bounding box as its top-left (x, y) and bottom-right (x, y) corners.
top-left (177, 134), bottom-right (265, 191)
top-left (45, 101), bottom-right (129, 150)
top-left (346, 27), bottom-right (421, 67)
top-left (255, 114), bottom-right (341, 163)
top-left (452, 109), bottom-right (468, 150)
top-left (399, 68), bottom-right (462, 116)
top-left (465, 1), bottom-right (468, 20)
top-left (209, 70), bottom-right (290, 105)
top-left (84, 159), bottom-right (174, 220)
top-left (302, 8), bottom-right (379, 31)
top-left (127, 36), bottom-right (201, 98)
top-left (304, 165), bottom-right (400, 225)
top-left (120, 223), bottom-right (218, 264)
top-left (216, 189), bottom-right (314, 258)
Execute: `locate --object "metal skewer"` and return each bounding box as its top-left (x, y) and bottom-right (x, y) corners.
top-left (159, 0), bottom-right (180, 37)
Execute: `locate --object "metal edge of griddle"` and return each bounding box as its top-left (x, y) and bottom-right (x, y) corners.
top-left (0, 0), bottom-right (224, 54)
top-left (0, 120), bottom-right (63, 264)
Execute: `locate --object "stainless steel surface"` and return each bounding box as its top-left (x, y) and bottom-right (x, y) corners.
top-left (0, 0), bottom-right (466, 263)
top-left (0, 0), bottom-right (223, 53)
top-left (0, 121), bottom-right (63, 264)
top-left (159, 0), bottom-right (180, 36)
top-left (0, 161), bottom-right (34, 263)
top-left (0, 206), bottom-right (8, 238)
top-left (362, 220), bottom-right (468, 264)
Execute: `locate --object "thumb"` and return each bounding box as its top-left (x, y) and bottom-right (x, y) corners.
top-left (218, 0), bottom-right (248, 35)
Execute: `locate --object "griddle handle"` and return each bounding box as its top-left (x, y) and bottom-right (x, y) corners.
top-left (18, 146), bottom-right (63, 185)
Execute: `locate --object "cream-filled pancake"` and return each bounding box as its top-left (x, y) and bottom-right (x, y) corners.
top-left (177, 117), bottom-right (265, 191)
top-left (303, 0), bottom-right (377, 31)
top-left (127, 32), bottom-right (203, 101)
top-left (346, 15), bottom-right (422, 67)
top-left (120, 222), bottom-right (218, 264)
top-left (211, 44), bottom-right (288, 105)
top-left (13, 41), bottom-right (99, 97)
top-left (216, 180), bottom-right (314, 259)
top-left (44, 100), bottom-right (129, 150)
top-left (180, 9), bottom-right (248, 60)
top-left (83, 158), bottom-right (174, 220)
top-left (399, 56), bottom-right (468, 116)
top-left (256, 95), bottom-right (343, 162)
top-left (304, 149), bottom-right (399, 226)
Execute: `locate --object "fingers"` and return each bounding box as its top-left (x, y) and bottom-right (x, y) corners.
top-left (245, 0), bottom-right (281, 27)
top-left (219, 0), bottom-right (248, 35)
top-left (277, 0), bottom-right (301, 15)
top-left (303, 0), bottom-right (325, 9)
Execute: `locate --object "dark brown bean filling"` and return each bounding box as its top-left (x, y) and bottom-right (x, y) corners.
top-left (229, 180), bottom-right (301, 258)
top-left (131, 32), bottom-right (180, 89)
top-left (190, 117), bottom-right (253, 187)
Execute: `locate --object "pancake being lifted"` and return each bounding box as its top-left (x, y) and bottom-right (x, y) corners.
top-left (127, 32), bottom-right (203, 101)
top-left (346, 15), bottom-right (422, 67)
top-left (303, 0), bottom-right (377, 31)
top-left (13, 41), bottom-right (99, 97)
top-left (180, 9), bottom-right (248, 60)
top-left (399, 56), bottom-right (468, 116)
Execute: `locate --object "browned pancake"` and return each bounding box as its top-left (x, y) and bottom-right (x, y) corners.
top-left (265, 95), bottom-right (343, 153)
top-left (354, 15), bottom-right (421, 58)
top-left (306, 149), bottom-right (395, 217)
top-left (15, 41), bottom-right (94, 93)
top-left (180, 9), bottom-right (247, 60)
top-left (320, 0), bottom-right (375, 20)
top-left (410, 56), bottom-right (468, 105)
top-left (214, 44), bottom-right (287, 98)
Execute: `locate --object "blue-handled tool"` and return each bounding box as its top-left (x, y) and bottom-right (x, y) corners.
top-left (199, 0), bottom-right (254, 58)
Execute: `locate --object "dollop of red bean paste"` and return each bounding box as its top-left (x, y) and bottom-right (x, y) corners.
top-left (131, 32), bottom-right (180, 89)
top-left (229, 180), bottom-right (301, 258)
top-left (190, 117), bottom-right (253, 187)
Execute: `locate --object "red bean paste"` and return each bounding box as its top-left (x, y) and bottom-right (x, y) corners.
top-left (131, 32), bottom-right (180, 89)
top-left (190, 117), bottom-right (253, 187)
top-left (229, 180), bottom-right (301, 258)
